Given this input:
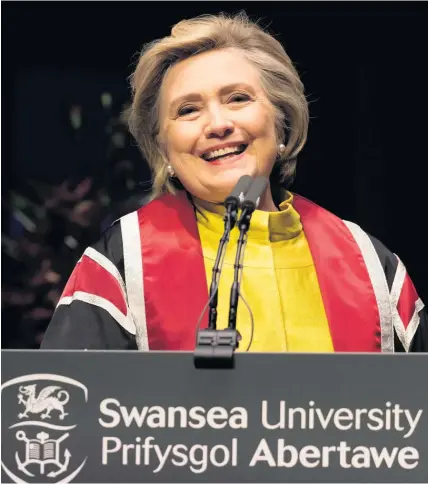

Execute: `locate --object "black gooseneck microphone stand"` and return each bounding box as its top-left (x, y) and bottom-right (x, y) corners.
top-left (227, 177), bottom-right (269, 334)
top-left (194, 176), bottom-right (268, 368)
top-left (194, 176), bottom-right (253, 368)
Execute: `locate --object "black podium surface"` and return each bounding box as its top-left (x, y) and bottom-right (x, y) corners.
top-left (1, 351), bottom-right (427, 483)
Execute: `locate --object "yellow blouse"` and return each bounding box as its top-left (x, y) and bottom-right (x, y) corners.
top-left (195, 193), bottom-right (335, 352)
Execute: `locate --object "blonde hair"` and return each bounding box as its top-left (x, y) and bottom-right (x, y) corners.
top-left (127, 11), bottom-right (309, 199)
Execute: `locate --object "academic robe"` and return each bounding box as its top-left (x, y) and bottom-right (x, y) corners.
top-left (41, 192), bottom-right (428, 352)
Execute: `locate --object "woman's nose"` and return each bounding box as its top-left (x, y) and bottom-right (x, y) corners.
top-left (204, 107), bottom-right (234, 138)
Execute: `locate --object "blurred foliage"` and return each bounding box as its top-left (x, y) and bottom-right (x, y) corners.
top-left (2, 93), bottom-right (151, 348)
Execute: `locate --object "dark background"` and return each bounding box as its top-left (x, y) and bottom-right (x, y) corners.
top-left (2, 1), bottom-right (427, 348)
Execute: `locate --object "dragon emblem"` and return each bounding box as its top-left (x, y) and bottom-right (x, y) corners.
top-left (17, 384), bottom-right (70, 420)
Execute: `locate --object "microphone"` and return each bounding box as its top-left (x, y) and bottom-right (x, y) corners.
top-left (228, 176), bottom-right (269, 333)
top-left (194, 176), bottom-right (253, 368)
top-left (224, 175), bottom-right (253, 210)
top-left (240, 176), bottom-right (269, 215)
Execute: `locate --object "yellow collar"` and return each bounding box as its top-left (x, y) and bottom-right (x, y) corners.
top-left (194, 191), bottom-right (302, 243)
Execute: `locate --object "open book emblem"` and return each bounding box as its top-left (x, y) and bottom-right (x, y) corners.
top-left (15, 430), bottom-right (70, 478)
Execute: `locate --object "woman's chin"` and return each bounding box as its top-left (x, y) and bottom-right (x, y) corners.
top-left (209, 165), bottom-right (254, 184)
top-left (185, 165), bottom-right (257, 202)
top-left (203, 177), bottom-right (250, 202)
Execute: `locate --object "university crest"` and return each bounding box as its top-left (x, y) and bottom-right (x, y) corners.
top-left (1, 374), bottom-right (88, 483)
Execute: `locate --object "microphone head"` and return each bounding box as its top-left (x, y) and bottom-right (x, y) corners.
top-left (224, 175), bottom-right (253, 207)
top-left (241, 176), bottom-right (269, 212)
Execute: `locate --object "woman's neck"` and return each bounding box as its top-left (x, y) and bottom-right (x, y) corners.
top-left (191, 183), bottom-right (279, 213)
top-left (257, 184), bottom-right (279, 212)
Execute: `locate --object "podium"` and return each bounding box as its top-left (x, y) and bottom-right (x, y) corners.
top-left (1, 351), bottom-right (427, 483)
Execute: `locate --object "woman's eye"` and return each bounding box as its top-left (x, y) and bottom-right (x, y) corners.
top-left (177, 105), bottom-right (198, 116)
top-left (228, 93), bottom-right (251, 103)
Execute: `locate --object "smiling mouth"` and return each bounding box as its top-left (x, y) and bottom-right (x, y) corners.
top-left (201, 144), bottom-right (248, 163)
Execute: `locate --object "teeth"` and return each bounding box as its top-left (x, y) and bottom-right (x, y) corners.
top-left (203, 145), bottom-right (245, 161)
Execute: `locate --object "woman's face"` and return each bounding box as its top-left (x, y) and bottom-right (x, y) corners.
top-left (157, 48), bottom-right (278, 203)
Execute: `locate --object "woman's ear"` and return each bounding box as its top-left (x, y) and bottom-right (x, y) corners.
top-left (155, 134), bottom-right (164, 156)
top-left (155, 134), bottom-right (169, 163)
